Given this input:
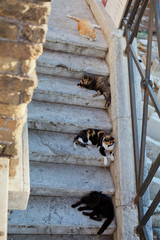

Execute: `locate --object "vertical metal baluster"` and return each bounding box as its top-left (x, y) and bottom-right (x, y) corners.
top-left (139, 0), bottom-right (154, 191)
top-left (126, 28), bottom-right (140, 191)
top-left (154, 0), bottom-right (160, 59)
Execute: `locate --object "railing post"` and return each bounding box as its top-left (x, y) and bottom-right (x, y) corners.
top-left (139, 0), bottom-right (154, 192)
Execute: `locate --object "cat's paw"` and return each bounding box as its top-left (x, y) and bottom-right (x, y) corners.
top-left (86, 145), bottom-right (91, 151)
top-left (78, 207), bottom-right (83, 211)
top-left (103, 156), bottom-right (109, 166)
top-left (110, 152), bottom-right (114, 161)
top-left (71, 204), bottom-right (76, 208)
top-left (73, 142), bottom-right (77, 150)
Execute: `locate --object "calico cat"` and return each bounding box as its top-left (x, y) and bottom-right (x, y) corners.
top-left (66, 15), bottom-right (101, 41)
top-left (73, 129), bottom-right (115, 166)
top-left (71, 191), bottom-right (114, 235)
top-left (78, 73), bottom-right (111, 107)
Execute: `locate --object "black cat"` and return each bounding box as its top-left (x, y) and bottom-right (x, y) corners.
top-left (71, 191), bottom-right (114, 235)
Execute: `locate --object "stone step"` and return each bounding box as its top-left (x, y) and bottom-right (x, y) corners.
top-left (28, 101), bottom-right (112, 134)
top-left (146, 136), bottom-right (160, 163)
top-left (147, 112), bottom-right (160, 142)
top-left (147, 158), bottom-right (160, 179)
top-left (34, 74), bottom-right (105, 109)
top-left (36, 50), bottom-right (109, 79)
top-left (8, 234), bottom-right (113, 240)
top-left (150, 176), bottom-right (160, 200)
top-left (8, 196), bottom-right (115, 235)
top-left (45, 27), bottom-right (108, 59)
top-left (45, 0), bottom-right (108, 59)
top-left (29, 130), bottom-right (111, 167)
top-left (150, 201), bottom-right (160, 228)
top-left (30, 161), bottom-right (114, 197)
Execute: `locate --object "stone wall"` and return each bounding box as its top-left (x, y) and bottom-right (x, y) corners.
top-left (0, 0), bottom-right (51, 177)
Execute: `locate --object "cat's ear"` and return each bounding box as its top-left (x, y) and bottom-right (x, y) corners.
top-left (99, 191), bottom-right (102, 194)
top-left (83, 75), bottom-right (88, 79)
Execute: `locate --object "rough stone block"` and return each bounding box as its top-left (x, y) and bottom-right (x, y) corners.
top-left (22, 24), bottom-right (47, 43)
top-left (0, 103), bottom-right (27, 118)
top-left (0, 90), bottom-right (20, 105)
top-left (0, 117), bottom-right (6, 128)
top-left (0, 20), bottom-right (18, 40)
top-left (0, 73), bottom-right (37, 91)
top-left (0, 41), bottom-right (43, 60)
top-left (21, 60), bottom-right (36, 76)
top-left (0, 158), bottom-right (9, 240)
top-left (0, 1), bottom-right (51, 24)
top-left (0, 57), bottom-right (19, 73)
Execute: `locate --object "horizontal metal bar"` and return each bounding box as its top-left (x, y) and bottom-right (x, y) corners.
top-left (147, 84), bottom-right (160, 117)
top-left (138, 153), bottom-right (160, 197)
top-left (139, 190), bottom-right (160, 227)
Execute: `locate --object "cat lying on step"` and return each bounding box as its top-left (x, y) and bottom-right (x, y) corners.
top-left (73, 129), bottom-right (115, 166)
top-left (66, 15), bottom-right (101, 41)
top-left (71, 191), bottom-right (114, 235)
top-left (77, 73), bottom-right (111, 107)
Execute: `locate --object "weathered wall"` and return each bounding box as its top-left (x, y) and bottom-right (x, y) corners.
top-left (0, 0), bottom-right (51, 177)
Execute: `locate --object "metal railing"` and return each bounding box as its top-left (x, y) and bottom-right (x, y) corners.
top-left (121, 0), bottom-right (160, 239)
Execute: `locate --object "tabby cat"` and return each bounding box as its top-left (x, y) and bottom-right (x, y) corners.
top-left (73, 129), bottom-right (115, 166)
top-left (71, 191), bottom-right (114, 235)
top-left (66, 15), bottom-right (101, 41)
top-left (77, 73), bottom-right (111, 107)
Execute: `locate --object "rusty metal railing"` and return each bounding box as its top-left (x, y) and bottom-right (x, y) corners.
top-left (121, 0), bottom-right (160, 239)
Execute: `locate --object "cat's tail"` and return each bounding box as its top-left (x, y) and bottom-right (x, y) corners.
top-left (97, 216), bottom-right (113, 235)
top-left (66, 15), bottom-right (80, 22)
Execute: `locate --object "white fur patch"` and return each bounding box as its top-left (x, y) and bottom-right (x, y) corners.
top-left (102, 141), bottom-right (115, 151)
top-left (78, 137), bottom-right (85, 144)
top-left (110, 152), bottom-right (114, 161)
top-left (87, 140), bottom-right (92, 145)
top-left (103, 156), bottom-right (109, 166)
top-left (73, 142), bottom-right (77, 150)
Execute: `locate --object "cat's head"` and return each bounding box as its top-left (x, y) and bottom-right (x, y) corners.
top-left (77, 74), bottom-right (93, 88)
top-left (102, 136), bottom-right (116, 150)
top-left (88, 191), bottom-right (102, 206)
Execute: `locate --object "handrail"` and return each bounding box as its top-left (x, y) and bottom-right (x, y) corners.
top-left (122, 0), bottom-right (160, 239)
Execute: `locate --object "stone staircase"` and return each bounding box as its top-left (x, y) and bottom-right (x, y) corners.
top-left (8, 0), bottom-right (116, 239)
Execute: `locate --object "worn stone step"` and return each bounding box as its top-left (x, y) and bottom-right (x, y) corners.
top-left (45, 0), bottom-right (108, 59)
top-left (8, 196), bottom-right (115, 235)
top-left (45, 27), bottom-right (108, 59)
top-left (30, 161), bottom-right (114, 197)
top-left (150, 176), bottom-right (160, 200)
top-left (150, 201), bottom-right (160, 228)
top-left (28, 101), bottom-right (112, 133)
top-left (147, 158), bottom-right (160, 179)
top-left (146, 136), bottom-right (160, 162)
top-left (34, 74), bottom-right (106, 109)
top-left (36, 50), bottom-right (109, 79)
top-left (147, 112), bottom-right (160, 142)
top-left (29, 130), bottom-right (112, 167)
top-left (8, 234), bottom-right (113, 240)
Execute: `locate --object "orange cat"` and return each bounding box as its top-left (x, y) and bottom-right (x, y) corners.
top-left (66, 15), bottom-right (101, 41)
